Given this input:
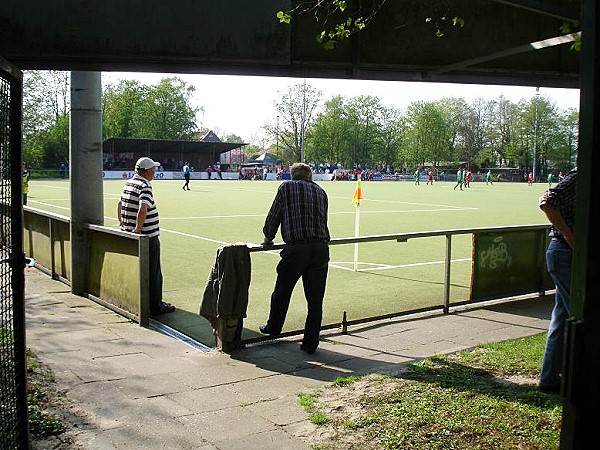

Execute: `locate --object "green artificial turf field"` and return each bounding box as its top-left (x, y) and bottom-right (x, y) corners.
top-left (29, 177), bottom-right (551, 347)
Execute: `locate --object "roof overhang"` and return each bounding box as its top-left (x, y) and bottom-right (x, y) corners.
top-left (0, 0), bottom-right (580, 89)
top-left (103, 138), bottom-right (245, 158)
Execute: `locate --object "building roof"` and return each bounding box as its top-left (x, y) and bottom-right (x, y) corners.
top-left (103, 137), bottom-right (246, 160)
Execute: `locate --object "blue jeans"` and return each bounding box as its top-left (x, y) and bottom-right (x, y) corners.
top-left (540, 238), bottom-right (572, 389)
top-left (266, 242), bottom-right (329, 350)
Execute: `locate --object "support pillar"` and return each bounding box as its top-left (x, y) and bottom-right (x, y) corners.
top-left (560, 0), bottom-right (600, 447)
top-left (69, 72), bottom-right (104, 295)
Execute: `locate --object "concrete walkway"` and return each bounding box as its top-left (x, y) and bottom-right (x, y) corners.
top-left (25, 268), bottom-right (551, 449)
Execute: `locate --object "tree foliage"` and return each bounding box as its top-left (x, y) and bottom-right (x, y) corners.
top-left (273, 81), bottom-right (322, 163)
top-left (102, 76), bottom-right (200, 140)
top-left (294, 83), bottom-right (577, 177)
top-left (276, 1), bottom-right (578, 51)
top-left (23, 71), bottom-right (202, 168)
top-left (23, 71), bottom-right (578, 178)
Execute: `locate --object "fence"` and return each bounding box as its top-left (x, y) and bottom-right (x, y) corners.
top-left (23, 206), bottom-right (152, 326)
top-left (21, 202), bottom-right (553, 351)
top-left (0, 57), bottom-right (28, 449)
top-left (234, 224), bottom-right (553, 348)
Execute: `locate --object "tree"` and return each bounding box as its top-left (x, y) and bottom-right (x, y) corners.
top-left (23, 71), bottom-right (69, 138)
top-left (275, 81), bottom-right (321, 163)
top-left (533, 97), bottom-right (563, 176)
top-left (23, 71), bottom-right (70, 167)
top-left (25, 114), bottom-right (69, 169)
top-left (437, 97), bottom-right (468, 167)
top-left (224, 133), bottom-right (244, 143)
top-left (102, 79), bottom-right (146, 139)
top-left (308, 95), bottom-right (353, 167)
top-left (371, 104), bottom-right (403, 171)
top-left (132, 77), bottom-right (199, 140)
top-left (343, 95), bottom-right (385, 168)
top-left (560, 108), bottom-right (579, 170)
top-left (403, 101), bottom-right (448, 169)
top-left (102, 76), bottom-right (201, 140)
top-left (483, 95), bottom-right (519, 169)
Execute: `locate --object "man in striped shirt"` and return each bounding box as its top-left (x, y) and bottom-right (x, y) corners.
top-left (117, 157), bottom-right (175, 316)
top-left (259, 162), bottom-right (330, 354)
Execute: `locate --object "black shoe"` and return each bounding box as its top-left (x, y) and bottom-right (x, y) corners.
top-left (259, 324), bottom-right (274, 335)
top-left (154, 302), bottom-right (175, 315)
top-left (300, 344), bottom-right (316, 354)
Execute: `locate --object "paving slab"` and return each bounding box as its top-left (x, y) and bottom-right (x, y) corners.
top-left (24, 268), bottom-right (552, 449)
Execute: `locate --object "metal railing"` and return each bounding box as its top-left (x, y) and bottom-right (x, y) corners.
top-left (240, 224), bottom-right (552, 346)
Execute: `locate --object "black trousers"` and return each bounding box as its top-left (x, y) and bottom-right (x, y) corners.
top-left (266, 242), bottom-right (329, 350)
top-left (149, 236), bottom-right (164, 314)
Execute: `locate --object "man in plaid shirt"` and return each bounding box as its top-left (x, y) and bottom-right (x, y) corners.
top-left (259, 162), bottom-right (330, 354)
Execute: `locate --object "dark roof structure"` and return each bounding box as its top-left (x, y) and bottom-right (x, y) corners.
top-left (0, 1), bottom-right (580, 88)
top-left (103, 136), bottom-right (246, 168)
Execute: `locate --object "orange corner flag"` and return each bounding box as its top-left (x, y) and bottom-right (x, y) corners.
top-left (352, 179), bottom-right (364, 207)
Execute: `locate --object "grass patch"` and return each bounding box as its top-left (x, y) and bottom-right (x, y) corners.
top-left (303, 332), bottom-right (562, 449)
top-left (298, 392), bottom-right (319, 410)
top-left (26, 348), bottom-right (66, 439)
top-left (299, 392), bottom-right (331, 425)
top-left (333, 375), bottom-right (362, 387)
top-left (310, 412), bottom-right (330, 425)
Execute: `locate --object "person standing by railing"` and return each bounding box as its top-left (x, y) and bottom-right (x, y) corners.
top-left (259, 162), bottom-right (330, 354)
top-left (118, 157), bottom-right (175, 316)
top-left (538, 167), bottom-right (577, 394)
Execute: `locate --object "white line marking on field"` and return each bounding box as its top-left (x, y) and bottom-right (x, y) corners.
top-left (329, 257), bottom-right (471, 272)
top-left (35, 184), bottom-right (70, 190)
top-left (33, 192), bottom-right (475, 272)
top-left (328, 207), bottom-right (477, 216)
top-left (158, 207), bottom-right (476, 220)
top-left (329, 195), bottom-right (476, 210)
top-left (102, 219), bottom-right (281, 254)
top-left (161, 213), bottom-right (267, 220)
top-left (29, 200), bottom-right (69, 210)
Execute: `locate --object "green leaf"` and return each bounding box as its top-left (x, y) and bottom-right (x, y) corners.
top-left (452, 17), bottom-right (465, 28)
top-left (316, 30), bottom-right (327, 43)
top-left (276, 11), bottom-right (291, 24)
top-left (323, 40), bottom-right (336, 51)
top-left (336, 0), bottom-right (347, 12)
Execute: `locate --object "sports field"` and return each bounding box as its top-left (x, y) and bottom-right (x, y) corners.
top-left (28, 177), bottom-right (551, 346)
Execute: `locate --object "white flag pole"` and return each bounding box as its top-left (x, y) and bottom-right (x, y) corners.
top-left (353, 202), bottom-right (360, 271)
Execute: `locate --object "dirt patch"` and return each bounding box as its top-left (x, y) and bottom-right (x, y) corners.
top-left (296, 374), bottom-right (400, 450)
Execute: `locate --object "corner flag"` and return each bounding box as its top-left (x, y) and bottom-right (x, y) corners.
top-left (352, 178), bottom-right (364, 271)
top-left (352, 179), bottom-right (364, 207)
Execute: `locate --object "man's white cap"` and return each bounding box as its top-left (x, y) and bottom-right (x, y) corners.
top-left (135, 157), bottom-right (155, 170)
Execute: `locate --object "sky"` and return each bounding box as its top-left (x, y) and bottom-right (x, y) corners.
top-left (102, 72), bottom-right (581, 144)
